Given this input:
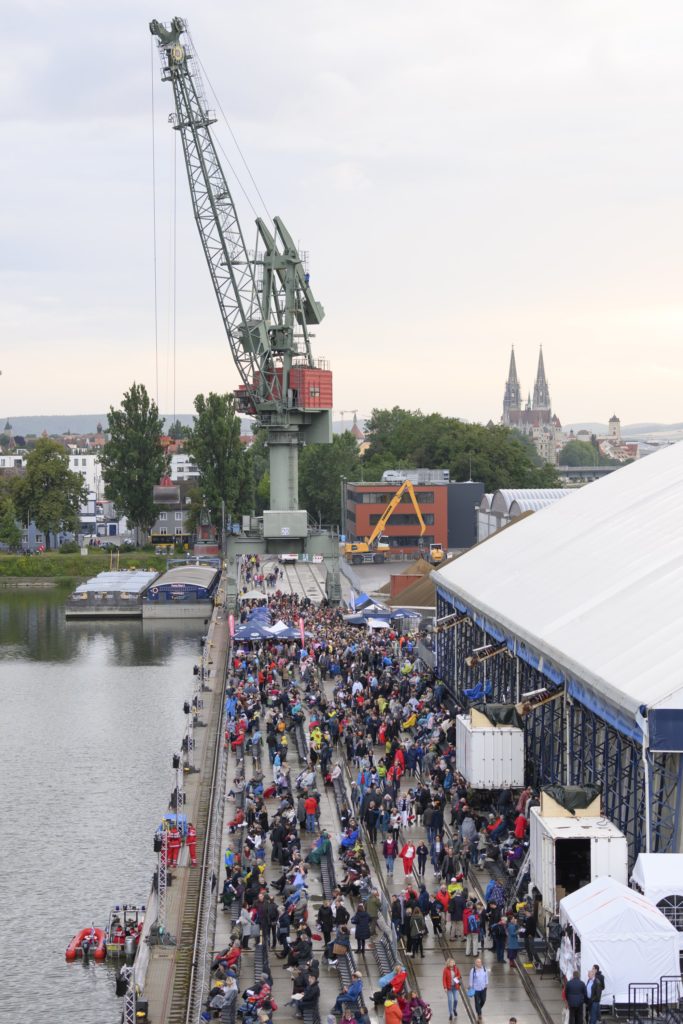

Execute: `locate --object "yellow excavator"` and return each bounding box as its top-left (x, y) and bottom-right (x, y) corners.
top-left (428, 542), bottom-right (445, 565)
top-left (343, 479), bottom-right (427, 564)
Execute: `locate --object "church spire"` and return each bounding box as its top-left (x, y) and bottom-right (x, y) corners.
top-left (502, 346), bottom-right (522, 424)
top-left (532, 345), bottom-right (551, 410)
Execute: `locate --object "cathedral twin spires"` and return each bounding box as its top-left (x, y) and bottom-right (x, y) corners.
top-left (502, 346), bottom-right (553, 428)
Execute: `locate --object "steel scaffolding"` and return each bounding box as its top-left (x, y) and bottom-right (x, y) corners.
top-left (435, 590), bottom-right (681, 861)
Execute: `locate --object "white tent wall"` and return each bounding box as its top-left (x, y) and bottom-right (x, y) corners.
top-left (559, 879), bottom-right (680, 1004)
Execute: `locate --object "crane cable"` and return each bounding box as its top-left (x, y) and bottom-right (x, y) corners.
top-left (189, 31), bottom-right (273, 227)
top-left (150, 37), bottom-right (160, 408)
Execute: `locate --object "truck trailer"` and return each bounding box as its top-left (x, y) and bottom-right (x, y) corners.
top-left (455, 709), bottom-right (525, 790)
top-left (529, 804), bottom-right (628, 917)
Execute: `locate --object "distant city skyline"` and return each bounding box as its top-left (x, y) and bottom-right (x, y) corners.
top-left (3, 2), bottom-right (683, 423)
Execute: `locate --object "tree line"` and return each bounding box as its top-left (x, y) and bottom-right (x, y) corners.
top-left (0, 391), bottom-right (562, 549)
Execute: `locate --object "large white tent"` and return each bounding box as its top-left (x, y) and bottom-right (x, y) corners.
top-left (434, 440), bottom-right (683, 744)
top-left (559, 878), bottom-right (679, 1003)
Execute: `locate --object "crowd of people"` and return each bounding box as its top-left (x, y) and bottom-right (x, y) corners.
top-left (204, 554), bottom-right (570, 1024)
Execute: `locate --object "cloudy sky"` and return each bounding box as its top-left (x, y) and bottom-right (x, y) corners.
top-left (2, 1), bottom-right (683, 425)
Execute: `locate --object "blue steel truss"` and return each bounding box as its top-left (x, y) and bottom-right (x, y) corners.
top-left (435, 590), bottom-right (680, 862)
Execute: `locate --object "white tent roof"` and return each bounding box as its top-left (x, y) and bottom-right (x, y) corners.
top-left (559, 878), bottom-right (679, 1002)
top-left (434, 441), bottom-right (683, 720)
top-left (366, 617), bottom-right (391, 630)
top-left (490, 488), bottom-right (567, 514)
top-left (631, 853), bottom-right (683, 904)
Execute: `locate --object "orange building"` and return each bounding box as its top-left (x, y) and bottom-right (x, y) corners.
top-left (344, 482), bottom-right (449, 555)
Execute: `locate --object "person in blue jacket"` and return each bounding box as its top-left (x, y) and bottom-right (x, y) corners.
top-left (332, 971), bottom-right (364, 1014)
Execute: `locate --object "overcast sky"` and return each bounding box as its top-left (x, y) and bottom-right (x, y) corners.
top-left (2, 1), bottom-right (683, 426)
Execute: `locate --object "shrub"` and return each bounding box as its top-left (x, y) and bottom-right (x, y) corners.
top-left (59, 541), bottom-right (81, 554)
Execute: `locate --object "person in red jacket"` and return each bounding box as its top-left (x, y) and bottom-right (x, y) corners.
top-left (514, 813), bottom-right (527, 840)
top-left (435, 884), bottom-right (450, 914)
top-left (442, 959), bottom-right (462, 1021)
top-left (304, 794), bottom-right (318, 833)
top-left (186, 822), bottom-right (197, 865)
top-left (399, 842), bottom-right (416, 877)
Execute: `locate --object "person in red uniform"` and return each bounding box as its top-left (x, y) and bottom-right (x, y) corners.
top-left (167, 827), bottom-right (181, 867)
top-left (187, 822), bottom-right (198, 866)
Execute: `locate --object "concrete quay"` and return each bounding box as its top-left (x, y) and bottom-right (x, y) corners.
top-left (139, 578), bottom-right (231, 1022)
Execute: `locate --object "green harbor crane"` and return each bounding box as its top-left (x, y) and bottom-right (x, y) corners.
top-left (150, 17), bottom-right (333, 518)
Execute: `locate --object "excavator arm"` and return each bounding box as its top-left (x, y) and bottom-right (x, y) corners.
top-left (366, 480), bottom-right (426, 548)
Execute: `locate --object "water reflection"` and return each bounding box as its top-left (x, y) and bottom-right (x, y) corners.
top-left (0, 586), bottom-right (206, 1020)
top-left (0, 586), bottom-right (207, 666)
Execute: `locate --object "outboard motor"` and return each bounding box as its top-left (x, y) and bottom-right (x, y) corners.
top-left (81, 937), bottom-right (91, 963)
top-left (124, 934), bottom-right (136, 957)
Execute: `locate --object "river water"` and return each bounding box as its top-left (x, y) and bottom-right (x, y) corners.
top-left (0, 585), bottom-right (205, 1021)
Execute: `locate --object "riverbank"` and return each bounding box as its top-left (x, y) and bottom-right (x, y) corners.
top-left (0, 551), bottom-right (168, 581)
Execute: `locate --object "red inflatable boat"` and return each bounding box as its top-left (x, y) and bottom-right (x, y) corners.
top-left (65, 927), bottom-right (107, 962)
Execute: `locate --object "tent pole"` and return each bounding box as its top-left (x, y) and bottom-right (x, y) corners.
top-left (642, 737), bottom-right (651, 853)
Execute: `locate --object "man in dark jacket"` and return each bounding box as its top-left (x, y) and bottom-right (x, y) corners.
top-left (296, 974), bottom-right (320, 1020)
top-left (565, 971), bottom-right (587, 1024)
top-left (586, 967), bottom-right (604, 1024)
top-left (317, 899), bottom-right (334, 947)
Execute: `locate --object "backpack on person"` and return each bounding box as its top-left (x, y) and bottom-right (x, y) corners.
top-left (467, 913), bottom-right (479, 933)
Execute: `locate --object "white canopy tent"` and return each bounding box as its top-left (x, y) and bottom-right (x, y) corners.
top-left (631, 853), bottom-right (683, 905)
top-left (366, 617), bottom-right (391, 630)
top-left (559, 878), bottom-right (680, 1003)
top-left (631, 854), bottom-right (683, 940)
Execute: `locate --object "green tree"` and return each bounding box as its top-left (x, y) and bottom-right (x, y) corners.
top-left (0, 495), bottom-right (22, 549)
top-left (248, 430), bottom-right (270, 514)
top-left (14, 439), bottom-right (87, 548)
top-left (299, 431), bottom-right (362, 527)
top-left (100, 382), bottom-right (168, 542)
top-left (361, 407), bottom-right (560, 491)
top-left (167, 418), bottom-right (188, 440)
top-left (186, 392), bottom-right (247, 532)
top-left (559, 440), bottom-right (598, 466)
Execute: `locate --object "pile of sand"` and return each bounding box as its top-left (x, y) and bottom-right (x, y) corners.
top-left (376, 556), bottom-right (434, 595)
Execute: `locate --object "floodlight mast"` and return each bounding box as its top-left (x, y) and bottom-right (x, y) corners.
top-left (150, 17), bottom-right (332, 512)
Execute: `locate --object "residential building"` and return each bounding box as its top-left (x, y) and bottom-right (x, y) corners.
top-left (149, 482), bottom-right (193, 547)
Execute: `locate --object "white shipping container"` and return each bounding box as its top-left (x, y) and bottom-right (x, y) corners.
top-left (455, 713), bottom-right (525, 789)
top-left (529, 806), bottom-right (629, 917)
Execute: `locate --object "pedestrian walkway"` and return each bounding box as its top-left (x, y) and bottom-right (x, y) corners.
top-left (324, 664), bottom-right (547, 1024)
top-left (141, 579), bottom-right (232, 1022)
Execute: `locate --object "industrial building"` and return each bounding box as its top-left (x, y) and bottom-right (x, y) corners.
top-left (476, 488), bottom-right (569, 541)
top-left (433, 441), bottom-right (683, 863)
top-left (343, 479), bottom-right (484, 555)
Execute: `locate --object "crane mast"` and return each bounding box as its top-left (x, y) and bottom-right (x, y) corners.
top-left (150, 17), bottom-right (332, 513)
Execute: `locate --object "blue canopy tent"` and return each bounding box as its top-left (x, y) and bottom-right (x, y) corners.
top-left (234, 623), bottom-right (273, 641)
top-left (343, 614), bottom-right (369, 626)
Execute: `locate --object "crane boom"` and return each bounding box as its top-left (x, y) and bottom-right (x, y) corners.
top-left (150, 17), bottom-right (332, 512)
